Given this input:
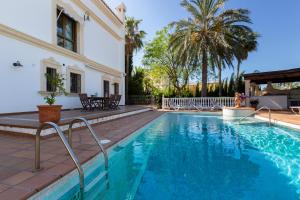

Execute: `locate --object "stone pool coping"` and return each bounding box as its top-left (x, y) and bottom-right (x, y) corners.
top-left (255, 115), bottom-right (300, 130)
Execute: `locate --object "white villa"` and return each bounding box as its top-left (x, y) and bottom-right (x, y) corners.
top-left (0, 0), bottom-right (126, 114)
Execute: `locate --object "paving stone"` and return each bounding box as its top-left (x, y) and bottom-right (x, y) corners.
top-left (2, 171), bottom-right (35, 186)
top-left (0, 187), bottom-right (32, 200)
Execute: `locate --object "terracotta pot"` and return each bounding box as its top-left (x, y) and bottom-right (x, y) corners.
top-left (37, 105), bottom-right (62, 123)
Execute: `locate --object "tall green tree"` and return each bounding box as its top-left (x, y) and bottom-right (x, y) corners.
top-left (143, 27), bottom-right (196, 96)
top-left (170, 0), bottom-right (253, 97)
top-left (125, 17), bottom-right (146, 101)
top-left (129, 67), bottom-right (146, 95)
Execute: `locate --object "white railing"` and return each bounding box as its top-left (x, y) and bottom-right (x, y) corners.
top-left (162, 96), bottom-right (235, 110)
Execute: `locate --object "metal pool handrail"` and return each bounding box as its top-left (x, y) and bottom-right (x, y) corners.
top-left (35, 122), bottom-right (84, 191)
top-left (238, 106), bottom-right (272, 126)
top-left (68, 117), bottom-right (109, 170)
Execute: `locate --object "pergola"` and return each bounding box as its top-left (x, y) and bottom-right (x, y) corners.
top-left (244, 68), bottom-right (300, 84)
top-left (243, 68), bottom-right (300, 109)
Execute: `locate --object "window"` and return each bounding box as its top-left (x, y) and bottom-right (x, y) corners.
top-left (66, 65), bottom-right (85, 95)
top-left (70, 73), bottom-right (81, 93)
top-left (104, 80), bottom-right (110, 97)
top-left (57, 9), bottom-right (77, 52)
top-left (40, 57), bottom-right (61, 94)
top-left (114, 83), bottom-right (119, 95)
top-left (46, 67), bottom-right (57, 92)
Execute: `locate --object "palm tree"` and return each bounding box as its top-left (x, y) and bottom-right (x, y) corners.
top-left (170, 0), bottom-right (253, 97)
top-left (232, 31), bottom-right (258, 90)
top-left (125, 17), bottom-right (146, 103)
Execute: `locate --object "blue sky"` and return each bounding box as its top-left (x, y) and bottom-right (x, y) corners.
top-left (106, 0), bottom-right (300, 76)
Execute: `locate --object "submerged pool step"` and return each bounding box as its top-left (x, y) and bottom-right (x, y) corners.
top-left (84, 181), bottom-right (109, 200)
top-left (84, 171), bottom-right (109, 200)
top-left (84, 171), bottom-right (108, 193)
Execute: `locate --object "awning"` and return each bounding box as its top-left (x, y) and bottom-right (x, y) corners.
top-left (243, 68), bottom-right (300, 84)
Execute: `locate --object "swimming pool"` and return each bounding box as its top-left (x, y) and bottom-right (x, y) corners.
top-left (31, 113), bottom-right (300, 200)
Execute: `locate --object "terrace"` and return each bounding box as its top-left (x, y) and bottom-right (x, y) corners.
top-left (0, 106), bottom-right (151, 136)
top-left (0, 109), bottom-right (163, 199)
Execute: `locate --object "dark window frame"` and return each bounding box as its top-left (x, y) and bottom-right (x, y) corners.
top-left (46, 67), bottom-right (57, 92)
top-left (70, 72), bottom-right (81, 94)
top-left (114, 83), bottom-right (119, 95)
top-left (57, 9), bottom-right (77, 52)
top-left (104, 80), bottom-right (110, 97)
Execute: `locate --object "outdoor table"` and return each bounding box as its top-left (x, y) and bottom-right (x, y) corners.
top-left (88, 97), bottom-right (109, 110)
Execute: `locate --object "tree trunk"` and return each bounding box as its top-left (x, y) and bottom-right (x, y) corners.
top-left (201, 51), bottom-right (208, 97)
top-left (125, 53), bottom-right (130, 105)
top-left (218, 66), bottom-right (222, 97)
top-left (235, 60), bottom-right (241, 92)
top-left (128, 55), bottom-right (133, 77)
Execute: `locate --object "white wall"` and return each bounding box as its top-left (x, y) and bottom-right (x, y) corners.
top-left (0, 0), bottom-right (53, 42)
top-left (0, 0), bottom-right (125, 113)
top-left (255, 96), bottom-right (288, 110)
top-left (64, 0), bottom-right (125, 72)
top-left (83, 19), bottom-right (121, 70)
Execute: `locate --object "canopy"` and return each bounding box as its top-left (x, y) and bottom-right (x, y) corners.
top-left (244, 68), bottom-right (300, 84)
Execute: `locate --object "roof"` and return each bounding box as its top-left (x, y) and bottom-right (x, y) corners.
top-left (243, 68), bottom-right (300, 84)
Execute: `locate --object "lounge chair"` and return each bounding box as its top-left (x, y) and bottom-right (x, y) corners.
top-left (210, 99), bottom-right (223, 110)
top-left (189, 100), bottom-right (204, 111)
top-left (290, 106), bottom-right (300, 115)
top-left (79, 93), bottom-right (97, 111)
top-left (189, 100), bottom-right (223, 111)
top-left (189, 99), bottom-right (223, 111)
top-left (169, 99), bottom-right (184, 111)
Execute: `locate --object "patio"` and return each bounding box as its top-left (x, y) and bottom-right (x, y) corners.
top-left (0, 110), bottom-right (163, 199)
top-left (256, 110), bottom-right (300, 129)
top-left (0, 105), bottom-right (151, 136)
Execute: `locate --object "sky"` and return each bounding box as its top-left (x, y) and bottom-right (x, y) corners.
top-left (106, 0), bottom-right (300, 78)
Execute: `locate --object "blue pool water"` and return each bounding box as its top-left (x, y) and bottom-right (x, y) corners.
top-left (33, 113), bottom-right (300, 200)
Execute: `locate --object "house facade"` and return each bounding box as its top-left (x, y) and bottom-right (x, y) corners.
top-left (0, 0), bottom-right (126, 113)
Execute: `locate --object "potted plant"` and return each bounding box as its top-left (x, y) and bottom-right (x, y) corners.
top-left (37, 73), bottom-right (67, 123)
top-left (250, 99), bottom-right (259, 110)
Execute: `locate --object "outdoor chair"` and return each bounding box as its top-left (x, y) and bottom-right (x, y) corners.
top-left (79, 93), bottom-right (97, 111)
top-left (108, 94), bottom-right (122, 110)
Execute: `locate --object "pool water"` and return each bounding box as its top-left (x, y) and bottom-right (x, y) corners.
top-left (35, 113), bottom-right (300, 200)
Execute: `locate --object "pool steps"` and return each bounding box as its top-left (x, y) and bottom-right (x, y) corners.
top-left (84, 171), bottom-right (108, 192)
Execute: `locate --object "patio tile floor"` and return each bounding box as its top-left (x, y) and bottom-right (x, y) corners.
top-left (0, 110), bottom-right (164, 199)
top-left (257, 110), bottom-right (300, 126)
